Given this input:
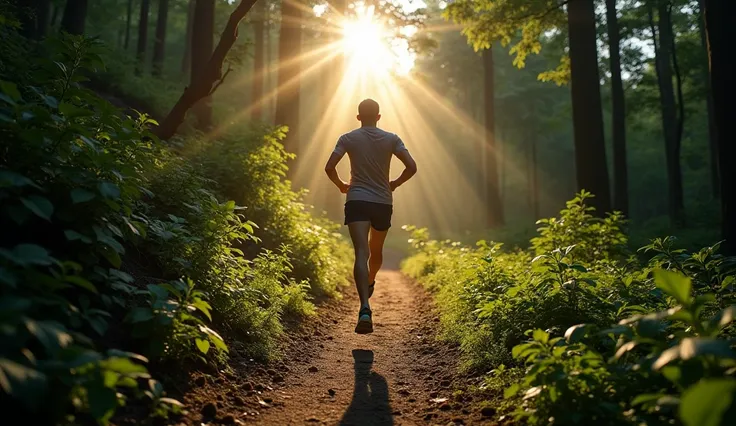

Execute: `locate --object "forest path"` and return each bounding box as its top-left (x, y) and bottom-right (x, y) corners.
top-left (232, 256), bottom-right (491, 426)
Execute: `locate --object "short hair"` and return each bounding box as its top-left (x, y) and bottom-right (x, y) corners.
top-left (358, 99), bottom-right (380, 121)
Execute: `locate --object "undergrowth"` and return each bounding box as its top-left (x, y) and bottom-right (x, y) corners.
top-left (403, 191), bottom-right (736, 426)
top-left (0, 16), bottom-right (349, 425)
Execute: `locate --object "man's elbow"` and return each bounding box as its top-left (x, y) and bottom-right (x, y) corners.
top-left (408, 163), bottom-right (418, 175)
top-left (324, 165), bottom-right (335, 174)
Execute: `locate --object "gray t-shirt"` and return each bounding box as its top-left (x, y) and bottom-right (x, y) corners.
top-left (332, 126), bottom-right (408, 205)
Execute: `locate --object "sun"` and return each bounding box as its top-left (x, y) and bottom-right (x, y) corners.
top-left (341, 7), bottom-right (414, 77)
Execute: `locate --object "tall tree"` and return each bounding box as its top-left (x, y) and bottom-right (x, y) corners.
top-left (32, 0), bottom-right (51, 38)
top-left (250, 0), bottom-right (266, 121)
top-left (702, 0), bottom-right (736, 254)
top-left (605, 0), bottom-right (628, 216)
top-left (274, 0), bottom-right (303, 159)
top-left (152, 0), bottom-right (169, 77)
top-left (181, 0), bottom-right (195, 75)
top-left (567, 0), bottom-right (611, 213)
top-left (191, 0), bottom-right (215, 129)
top-left (59, 0), bottom-right (88, 35)
top-left (153, 0), bottom-right (259, 140)
top-left (649, 0), bottom-right (684, 223)
top-left (124, 0), bottom-right (134, 50)
top-left (136, 0), bottom-right (150, 75)
top-left (482, 47), bottom-right (504, 227)
top-left (697, 0), bottom-right (719, 198)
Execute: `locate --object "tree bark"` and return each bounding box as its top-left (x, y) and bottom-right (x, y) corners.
top-left (250, 1), bottom-right (265, 121)
top-left (136, 0), bottom-right (150, 75)
top-left (482, 47), bottom-right (504, 227)
top-left (124, 0), bottom-right (134, 50)
top-left (60, 0), bottom-right (88, 35)
top-left (703, 0), bottom-right (736, 254)
top-left (181, 0), bottom-right (195, 75)
top-left (31, 0), bottom-right (51, 38)
top-left (152, 0), bottom-right (169, 77)
top-left (698, 0), bottom-right (719, 198)
top-left (153, 0), bottom-right (260, 140)
top-left (566, 0), bottom-right (612, 214)
top-left (650, 0), bottom-right (684, 224)
top-left (605, 0), bottom-right (628, 216)
top-left (275, 0), bottom-right (303, 161)
top-left (190, 0), bottom-right (216, 130)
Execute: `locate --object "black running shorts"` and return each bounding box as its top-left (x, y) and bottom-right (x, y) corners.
top-left (344, 200), bottom-right (393, 231)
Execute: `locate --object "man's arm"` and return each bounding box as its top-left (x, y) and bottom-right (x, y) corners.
top-left (390, 150), bottom-right (418, 191)
top-left (325, 151), bottom-right (349, 193)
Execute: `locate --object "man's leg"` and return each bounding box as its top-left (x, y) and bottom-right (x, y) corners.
top-left (368, 227), bottom-right (389, 285)
top-left (348, 221), bottom-right (372, 310)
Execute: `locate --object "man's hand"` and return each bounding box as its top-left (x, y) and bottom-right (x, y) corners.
top-left (389, 180), bottom-right (399, 192)
top-left (339, 182), bottom-right (350, 194)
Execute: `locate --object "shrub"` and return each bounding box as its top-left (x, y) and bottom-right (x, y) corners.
top-left (403, 191), bottom-right (736, 425)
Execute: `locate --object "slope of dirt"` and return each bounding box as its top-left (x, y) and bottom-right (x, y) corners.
top-left (168, 262), bottom-right (496, 425)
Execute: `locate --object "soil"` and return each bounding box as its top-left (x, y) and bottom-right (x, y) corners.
top-left (156, 256), bottom-right (497, 426)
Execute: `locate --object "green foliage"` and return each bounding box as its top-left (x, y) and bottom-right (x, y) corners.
top-left (403, 191), bottom-right (736, 425)
top-left (0, 25), bottom-right (349, 424)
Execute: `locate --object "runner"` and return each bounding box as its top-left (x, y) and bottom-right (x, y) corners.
top-left (324, 98), bottom-right (418, 334)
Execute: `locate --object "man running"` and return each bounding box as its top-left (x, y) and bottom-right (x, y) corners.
top-left (324, 99), bottom-right (417, 334)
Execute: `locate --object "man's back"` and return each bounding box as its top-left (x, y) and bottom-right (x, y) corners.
top-left (334, 126), bottom-right (407, 205)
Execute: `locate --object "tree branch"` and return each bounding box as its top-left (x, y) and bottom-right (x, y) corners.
top-left (153, 0), bottom-right (260, 140)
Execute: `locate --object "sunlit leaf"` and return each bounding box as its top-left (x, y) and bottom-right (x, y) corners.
top-left (680, 379), bottom-right (736, 426)
top-left (195, 338), bottom-right (210, 354)
top-left (654, 269), bottom-right (692, 305)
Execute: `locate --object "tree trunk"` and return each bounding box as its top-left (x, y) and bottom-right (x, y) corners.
top-left (154, 0), bottom-right (259, 140)
top-left (181, 0), bottom-right (195, 75)
top-left (191, 0), bottom-right (215, 130)
top-left (60, 0), bottom-right (88, 35)
top-left (651, 0), bottom-right (684, 224)
top-left (136, 0), bottom-right (150, 75)
top-left (605, 0), bottom-right (628, 216)
top-left (275, 0), bottom-right (303, 161)
top-left (49, 2), bottom-right (59, 29)
top-left (566, 0), bottom-right (612, 214)
top-left (482, 47), bottom-right (504, 227)
top-left (264, 9), bottom-right (273, 122)
top-left (31, 0), bottom-right (51, 38)
top-left (703, 0), bottom-right (736, 254)
top-left (698, 0), bottom-right (719, 198)
top-left (152, 0), bottom-right (169, 77)
top-left (250, 1), bottom-right (265, 121)
top-left (124, 0), bottom-right (133, 50)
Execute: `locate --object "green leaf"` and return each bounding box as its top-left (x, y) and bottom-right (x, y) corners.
top-left (58, 102), bottom-right (93, 119)
top-left (0, 358), bottom-right (46, 409)
top-left (126, 307), bottom-right (154, 323)
top-left (0, 80), bottom-right (21, 102)
top-left (25, 319), bottom-right (73, 353)
top-left (195, 338), bottom-right (210, 354)
top-left (70, 188), bottom-right (96, 204)
top-left (0, 170), bottom-right (38, 189)
top-left (532, 329), bottom-right (549, 344)
top-left (87, 384), bottom-right (117, 422)
top-left (21, 195), bottom-right (54, 221)
top-left (98, 181), bottom-right (121, 199)
top-left (99, 245), bottom-right (122, 268)
top-left (653, 338), bottom-right (736, 370)
top-left (654, 269), bottom-right (692, 305)
top-left (504, 383), bottom-right (520, 399)
top-left (680, 379), bottom-right (736, 426)
top-left (191, 300), bottom-right (212, 321)
top-left (103, 357), bottom-right (148, 377)
top-left (12, 244), bottom-right (54, 266)
top-left (64, 275), bottom-right (98, 294)
top-left (564, 324), bottom-right (590, 343)
top-left (64, 229), bottom-right (92, 243)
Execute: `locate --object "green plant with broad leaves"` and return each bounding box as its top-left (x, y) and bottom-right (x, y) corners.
top-left (403, 191), bottom-right (736, 425)
top-left (0, 14), bottom-right (349, 424)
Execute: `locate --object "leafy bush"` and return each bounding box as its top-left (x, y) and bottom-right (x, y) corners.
top-left (0, 22), bottom-right (349, 424)
top-left (403, 192), bottom-right (736, 425)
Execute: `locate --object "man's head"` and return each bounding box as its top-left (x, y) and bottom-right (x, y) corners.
top-left (357, 99), bottom-right (381, 125)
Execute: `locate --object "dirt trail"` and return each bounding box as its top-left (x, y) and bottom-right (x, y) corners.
top-left (241, 265), bottom-right (489, 426)
top-left (173, 256), bottom-right (493, 426)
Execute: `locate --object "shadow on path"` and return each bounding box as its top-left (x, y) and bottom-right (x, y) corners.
top-left (339, 349), bottom-right (393, 426)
